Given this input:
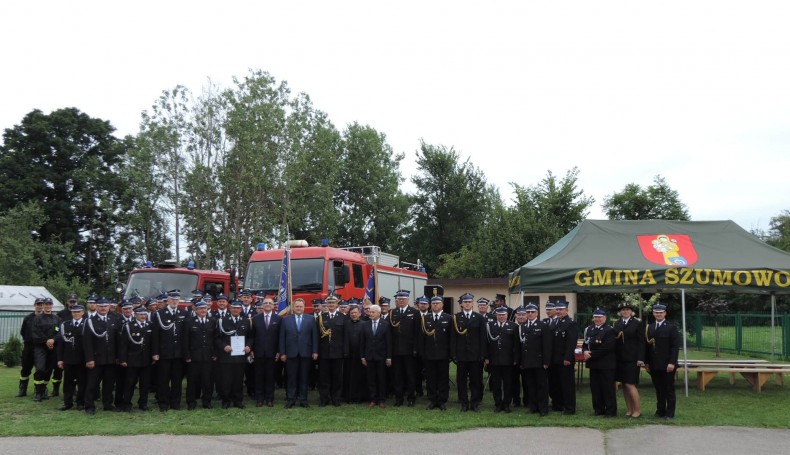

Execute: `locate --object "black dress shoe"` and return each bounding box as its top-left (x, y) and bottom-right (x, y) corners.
top-left (202, 403), bottom-right (212, 409)
top-left (85, 408), bottom-right (96, 416)
top-left (438, 403), bottom-right (447, 411)
top-left (187, 403), bottom-right (197, 411)
top-left (407, 400), bottom-right (415, 407)
top-left (234, 403), bottom-right (245, 409)
top-left (75, 405), bottom-right (84, 411)
top-left (394, 398), bottom-right (403, 407)
top-left (539, 412), bottom-right (548, 417)
top-left (332, 401), bottom-right (341, 407)
top-left (222, 402), bottom-right (231, 409)
top-left (284, 402), bottom-right (295, 409)
top-left (460, 404), bottom-right (469, 412)
top-left (426, 403), bottom-right (437, 410)
top-left (59, 404), bottom-right (73, 411)
top-left (471, 405), bottom-right (481, 413)
top-left (494, 405), bottom-right (503, 413)
top-left (139, 405), bottom-right (150, 411)
top-left (562, 410), bottom-right (575, 415)
top-left (299, 402), bottom-right (309, 408)
top-left (266, 402), bottom-right (274, 407)
top-left (502, 406), bottom-right (512, 414)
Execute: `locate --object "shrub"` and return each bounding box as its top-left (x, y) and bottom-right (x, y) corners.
top-left (1, 334), bottom-right (23, 367)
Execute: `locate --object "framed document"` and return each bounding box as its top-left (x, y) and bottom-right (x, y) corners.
top-left (230, 335), bottom-right (245, 356)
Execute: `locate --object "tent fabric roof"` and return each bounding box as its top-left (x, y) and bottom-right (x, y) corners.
top-left (516, 220), bottom-right (790, 294)
top-left (0, 286), bottom-right (64, 312)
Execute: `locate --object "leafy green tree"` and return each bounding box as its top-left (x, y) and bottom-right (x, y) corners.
top-left (438, 168), bottom-right (593, 278)
top-left (766, 210), bottom-right (790, 252)
top-left (405, 141), bottom-right (499, 274)
top-left (602, 175), bottom-right (690, 220)
top-left (0, 108), bottom-right (128, 291)
top-left (334, 123), bottom-right (408, 250)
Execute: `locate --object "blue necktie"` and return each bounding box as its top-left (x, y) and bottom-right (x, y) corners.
top-left (297, 316), bottom-right (302, 331)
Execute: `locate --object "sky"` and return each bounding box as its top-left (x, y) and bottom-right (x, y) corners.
top-left (1, 0), bottom-right (788, 233)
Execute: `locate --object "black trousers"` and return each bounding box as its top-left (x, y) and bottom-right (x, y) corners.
top-left (20, 342), bottom-right (34, 380)
top-left (85, 363), bottom-right (115, 411)
top-left (114, 364), bottom-right (126, 407)
top-left (254, 356), bottom-right (276, 403)
top-left (318, 357), bottom-right (344, 404)
top-left (511, 366), bottom-right (524, 406)
top-left (650, 369), bottom-right (677, 417)
top-left (456, 360), bottom-right (484, 406)
top-left (488, 364), bottom-right (513, 407)
top-left (186, 360), bottom-right (213, 406)
top-left (219, 362), bottom-right (245, 405)
top-left (549, 363), bottom-right (576, 412)
top-left (62, 364), bottom-right (86, 406)
top-left (589, 367), bottom-right (617, 416)
top-left (123, 365), bottom-right (150, 409)
top-left (424, 358), bottom-right (450, 405)
top-left (33, 345), bottom-right (55, 382)
top-left (245, 361), bottom-right (256, 397)
top-left (157, 358), bottom-right (184, 410)
top-left (285, 356), bottom-right (312, 404)
top-left (391, 354), bottom-right (416, 401)
top-left (366, 359), bottom-right (388, 403)
top-left (523, 367), bottom-right (549, 414)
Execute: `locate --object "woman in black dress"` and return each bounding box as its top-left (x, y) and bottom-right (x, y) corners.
top-left (613, 301), bottom-right (646, 418)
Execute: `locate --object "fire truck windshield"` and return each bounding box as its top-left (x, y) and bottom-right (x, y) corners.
top-left (245, 258), bottom-right (324, 293)
top-left (124, 272), bottom-right (199, 299)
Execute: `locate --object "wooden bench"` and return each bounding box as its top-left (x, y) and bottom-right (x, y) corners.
top-left (695, 365), bottom-right (790, 392)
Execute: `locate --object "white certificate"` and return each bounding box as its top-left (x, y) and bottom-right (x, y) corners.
top-left (230, 336), bottom-right (245, 356)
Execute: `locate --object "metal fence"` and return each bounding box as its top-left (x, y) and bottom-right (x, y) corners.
top-left (576, 311), bottom-right (789, 360)
top-left (0, 312), bottom-right (27, 345)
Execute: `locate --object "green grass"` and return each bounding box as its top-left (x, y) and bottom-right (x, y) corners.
top-left (1, 352), bottom-right (789, 436)
top-left (689, 326), bottom-right (787, 357)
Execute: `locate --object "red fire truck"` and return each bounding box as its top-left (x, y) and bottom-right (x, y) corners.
top-left (118, 260), bottom-right (238, 305)
top-left (244, 240), bottom-right (427, 312)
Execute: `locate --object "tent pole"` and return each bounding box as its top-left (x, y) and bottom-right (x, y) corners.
top-left (771, 293), bottom-right (776, 360)
top-left (681, 289), bottom-right (689, 398)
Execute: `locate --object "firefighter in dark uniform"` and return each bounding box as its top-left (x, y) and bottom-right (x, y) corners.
top-left (477, 297), bottom-right (494, 322)
top-left (389, 290), bottom-right (419, 407)
top-left (518, 303), bottom-right (552, 416)
top-left (419, 295), bottom-right (453, 410)
top-left (118, 306), bottom-right (154, 412)
top-left (451, 292), bottom-right (487, 412)
top-left (613, 301), bottom-right (646, 418)
top-left (83, 299), bottom-right (121, 415)
top-left (583, 308), bottom-right (618, 417)
top-left (114, 301), bottom-right (135, 409)
top-left (215, 300), bottom-right (252, 408)
top-left (52, 293), bottom-right (78, 397)
top-left (543, 301), bottom-right (556, 325)
top-left (31, 297), bottom-right (60, 401)
top-left (645, 303), bottom-right (681, 419)
top-left (511, 306), bottom-right (529, 408)
top-left (485, 306), bottom-right (519, 413)
top-left (239, 290), bottom-right (256, 398)
top-left (548, 299), bottom-right (577, 414)
top-left (317, 293), bottom-right (350, 407)
top-left (413, 295), bottom-right (430, 399)
top-left (151, 290), bottom-right (188, 411)
top-left (56, 304), bottom-right (87, 410)
top-left (16, 298), bottom-right (44, 397)
top-left (493, 294), bottom-right (514, 321)
top-left (184, 299), bottom-right (217, 409)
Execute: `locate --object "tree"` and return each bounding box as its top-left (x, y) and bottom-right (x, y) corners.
top-left (334, 123), bottom-right (409, 250)
top-left (404, 142), bottom-right (499, 274)
top-left (603, 175), bottom-right (690, 220)
top-left (0, 108), bottom-right (128, 292)
top-left (437, 168), bottom-right (593, 278)
top-left (766, 210), bottom-right (790, 252)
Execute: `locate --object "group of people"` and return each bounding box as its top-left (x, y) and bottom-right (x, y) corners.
top-left (15, 289), bottom-right (681, 419)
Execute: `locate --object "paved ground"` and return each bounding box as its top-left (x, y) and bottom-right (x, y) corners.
top-left (2, 426), bottom-right (788, 455)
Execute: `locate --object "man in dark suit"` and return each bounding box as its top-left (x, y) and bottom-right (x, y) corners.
top-left (360, 304), bottom-right (392, 407)
top-left (419, 295), bottom-right (454, 411)
top-left (451, 293), bottom-right (487, 412)
top-left (183, 300), bottom-right (216, 410)
top-left (151, 290), bottom-right (188, 412)
top-left (118, 306), bottom-right (154, 412)
top-left (250, 297), bottom-right (281, 407)
top-left (548, 300), bottom-right (578, 415)
top-left (645, 303), bottom-right (681, 419)
top-left (56, 304), bottom-right (87, 411)
top-left (518, 304), bottom-right (552, 416)
top-left (279, 298), bottom-right (319, 408)
top-left (389, 290), bottom-right (420, 407)
top-left (485, 306), bottom-right (520, 413)
top-left (317, 294), bottom-right (349, 407)
top-left (583, 308), bottom-right (617, 417)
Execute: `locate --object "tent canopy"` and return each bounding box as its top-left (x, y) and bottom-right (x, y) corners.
top-left (0, 286), bottom-right (64, 311)
top-left (514, 220), bottom-right (790, 295)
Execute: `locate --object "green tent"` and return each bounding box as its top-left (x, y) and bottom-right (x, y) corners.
top-left (516, 220), bottom-right (790, 294)
top-left (514, 219), bottom-right (790, 396)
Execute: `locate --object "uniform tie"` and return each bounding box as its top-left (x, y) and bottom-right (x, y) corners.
top-left (373, 321), bottom-right (378, 335)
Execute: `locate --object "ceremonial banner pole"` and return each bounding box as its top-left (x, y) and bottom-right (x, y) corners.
top-left (373, 261), bottom-right (379, 305)
top-left (287, 247), bottom-right (293, 314)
